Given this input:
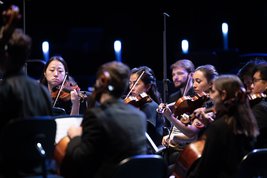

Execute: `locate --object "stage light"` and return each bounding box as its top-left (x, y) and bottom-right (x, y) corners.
top-left (114, 40), bottom-right (122, 62)
top-left (181, 39), bottom-right (189, 54)
top-left (222, 22), bottom-right (229, 50)
top-left (42, 41), bottom-right (49, 61)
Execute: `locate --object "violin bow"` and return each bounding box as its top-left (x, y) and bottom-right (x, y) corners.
top-left (183, 72), bottom-right (193, 97)
top-left (166, 73), bottom-right (193, 144)
top-left (125, 70), bottom-right (145, 99)
top-left (52, 73), bottom-right (68, 107)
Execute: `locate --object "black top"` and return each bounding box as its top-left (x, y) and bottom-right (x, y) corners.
top-left (188, 115), bottom-right (255, 178)
top-left (140, 100), bottom-right (165, 146)
top-left (168, 87), bottom-right (195, 104)
top-left (0, 71), bottom-right (52, 130)
top-left (251, 99), bottom-right (267, 148)
top-left (0, 71), bottom-right (53, 177)
top-left (61, 98), bottom-right (147, 178)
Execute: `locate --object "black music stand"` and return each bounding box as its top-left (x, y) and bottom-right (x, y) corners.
top-left (0, 116), bottom-right (59, 178)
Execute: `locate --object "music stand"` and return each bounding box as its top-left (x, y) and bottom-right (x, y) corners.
top-left (0, 116), bottom-right (56, 178)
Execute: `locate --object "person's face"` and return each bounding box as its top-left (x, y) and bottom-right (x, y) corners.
top-left (44, 60), bottom-right (66, 89)
top-left (172, 66), bottom-right (189, 88)
top-left (129, 73), bottom-right (149, 97)
top-left (192, 70), bottom-right (210, 95)
top-left (251, 71), bottom-right (267, 94)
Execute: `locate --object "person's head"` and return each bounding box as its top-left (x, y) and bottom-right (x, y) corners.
top-left (129, 66), bottom-right (162, 103)
top-left (210, 74), bottom-right (259, 137)
top-left (210, 75), bottom-right (246, 107)
top-left (170, 59), bottom-right (195, 88)
top-left (251, 63), bottom-right (267, 94)
top-left (41, 56), bottom-right (70, 91)
top-left (0, 28), bottom-right (31, 74)
top-left (94, 61), bottom-right (130, 99)
top-left (192, 64), bottom-right (218, 95)
top-left (237, 58), bottom-right (266, 94)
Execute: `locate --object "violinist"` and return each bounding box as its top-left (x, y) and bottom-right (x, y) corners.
top-left (249, 63), bottom-right (267, 148)
top-left (168, 59), bottom-right (195, 103)
top-left (40, 55), bottom-right (85, 115)
top-left (187, 74), bottom-right (259, 178)
top-left (60, 61), bottom-right (147, 178)
top-left (237, 58), bottom-right (266, 94)
top-left (158, 64), bottom-right (218, 175)
top-left (127, 66), bottom-right (165, 147)
top-left (164, 59), bottom-right (195, 130)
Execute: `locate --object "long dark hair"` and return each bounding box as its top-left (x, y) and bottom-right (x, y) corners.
top-left (213, 74), bottom-right (259, 138)
top-left (130, 66), bottom-right (162, 104)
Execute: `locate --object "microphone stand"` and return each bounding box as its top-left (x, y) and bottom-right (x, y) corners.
top-left (162, 12), bottom-right (170, 103)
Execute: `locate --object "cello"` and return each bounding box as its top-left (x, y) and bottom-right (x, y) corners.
top-left (53, 88), bottom-right (96, 172)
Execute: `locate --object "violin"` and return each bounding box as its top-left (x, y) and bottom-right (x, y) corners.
top-left (180, 106), bottom-right (215, 126)
top-left (124, 92), bottom-right (152, 108)
top-left (248, 93), bottom-right (267, 107)
top-left (51, 81), bottom-right (88, 102)
top-left (173, 92), bottom-right (209, 118)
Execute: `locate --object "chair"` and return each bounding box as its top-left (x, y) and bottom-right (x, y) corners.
top-left (237, 148), bottom-right (267, 178)
top-left (0, 116), bottom-right (63, 178)
top-left (112, 154), bottom-right (168, 178)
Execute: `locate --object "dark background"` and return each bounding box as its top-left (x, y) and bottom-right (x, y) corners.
top-left (3, 0), bottom-right (267, 91)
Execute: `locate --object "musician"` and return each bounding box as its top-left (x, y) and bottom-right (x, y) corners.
top-left (0, 5), bottom-right (53, 177)
top-left (127, 66), bottom-right (165, 146)
top-left (164, 59), bottom-right (195, 130)
top-left (250, 63), bottom-right (267, 148)
top-left (40, 55), bottom-right (84, 115)
top-left (168, 59), bottom-right (195, 103)
top-left (187, 74), bottom-right (259, 178)
top-left (60, 61), bottom-right (147, 178)
top-left (158, 64), bottom-right (218, 175)
top-left (160, 64), bottom-right (218, 147)
top-left (237, 58), bottom-right (266, 94)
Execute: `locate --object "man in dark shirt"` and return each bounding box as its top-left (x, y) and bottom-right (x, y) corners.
top-left (0, 5), bottom-right (52, 177)
top-left (168, 59), bottom-right (195, 103)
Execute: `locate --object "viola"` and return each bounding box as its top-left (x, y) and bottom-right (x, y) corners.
top-left (124, 92), bottom-right (152, 108)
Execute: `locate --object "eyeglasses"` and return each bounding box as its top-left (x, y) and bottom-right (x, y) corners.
top-left (252, 78), bottom-right (266, 84)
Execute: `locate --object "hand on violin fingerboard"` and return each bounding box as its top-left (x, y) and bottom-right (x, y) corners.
top-left (157, 103), bottom-right (173, 119)
top-left (192, 107), bottom-right (215, 125)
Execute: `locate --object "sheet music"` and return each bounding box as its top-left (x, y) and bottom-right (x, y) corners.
top-left (55, 116), bottom-right (83, 144)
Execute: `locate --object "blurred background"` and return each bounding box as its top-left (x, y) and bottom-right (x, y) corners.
top-left (2, 0), bottom-right (267, 91)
